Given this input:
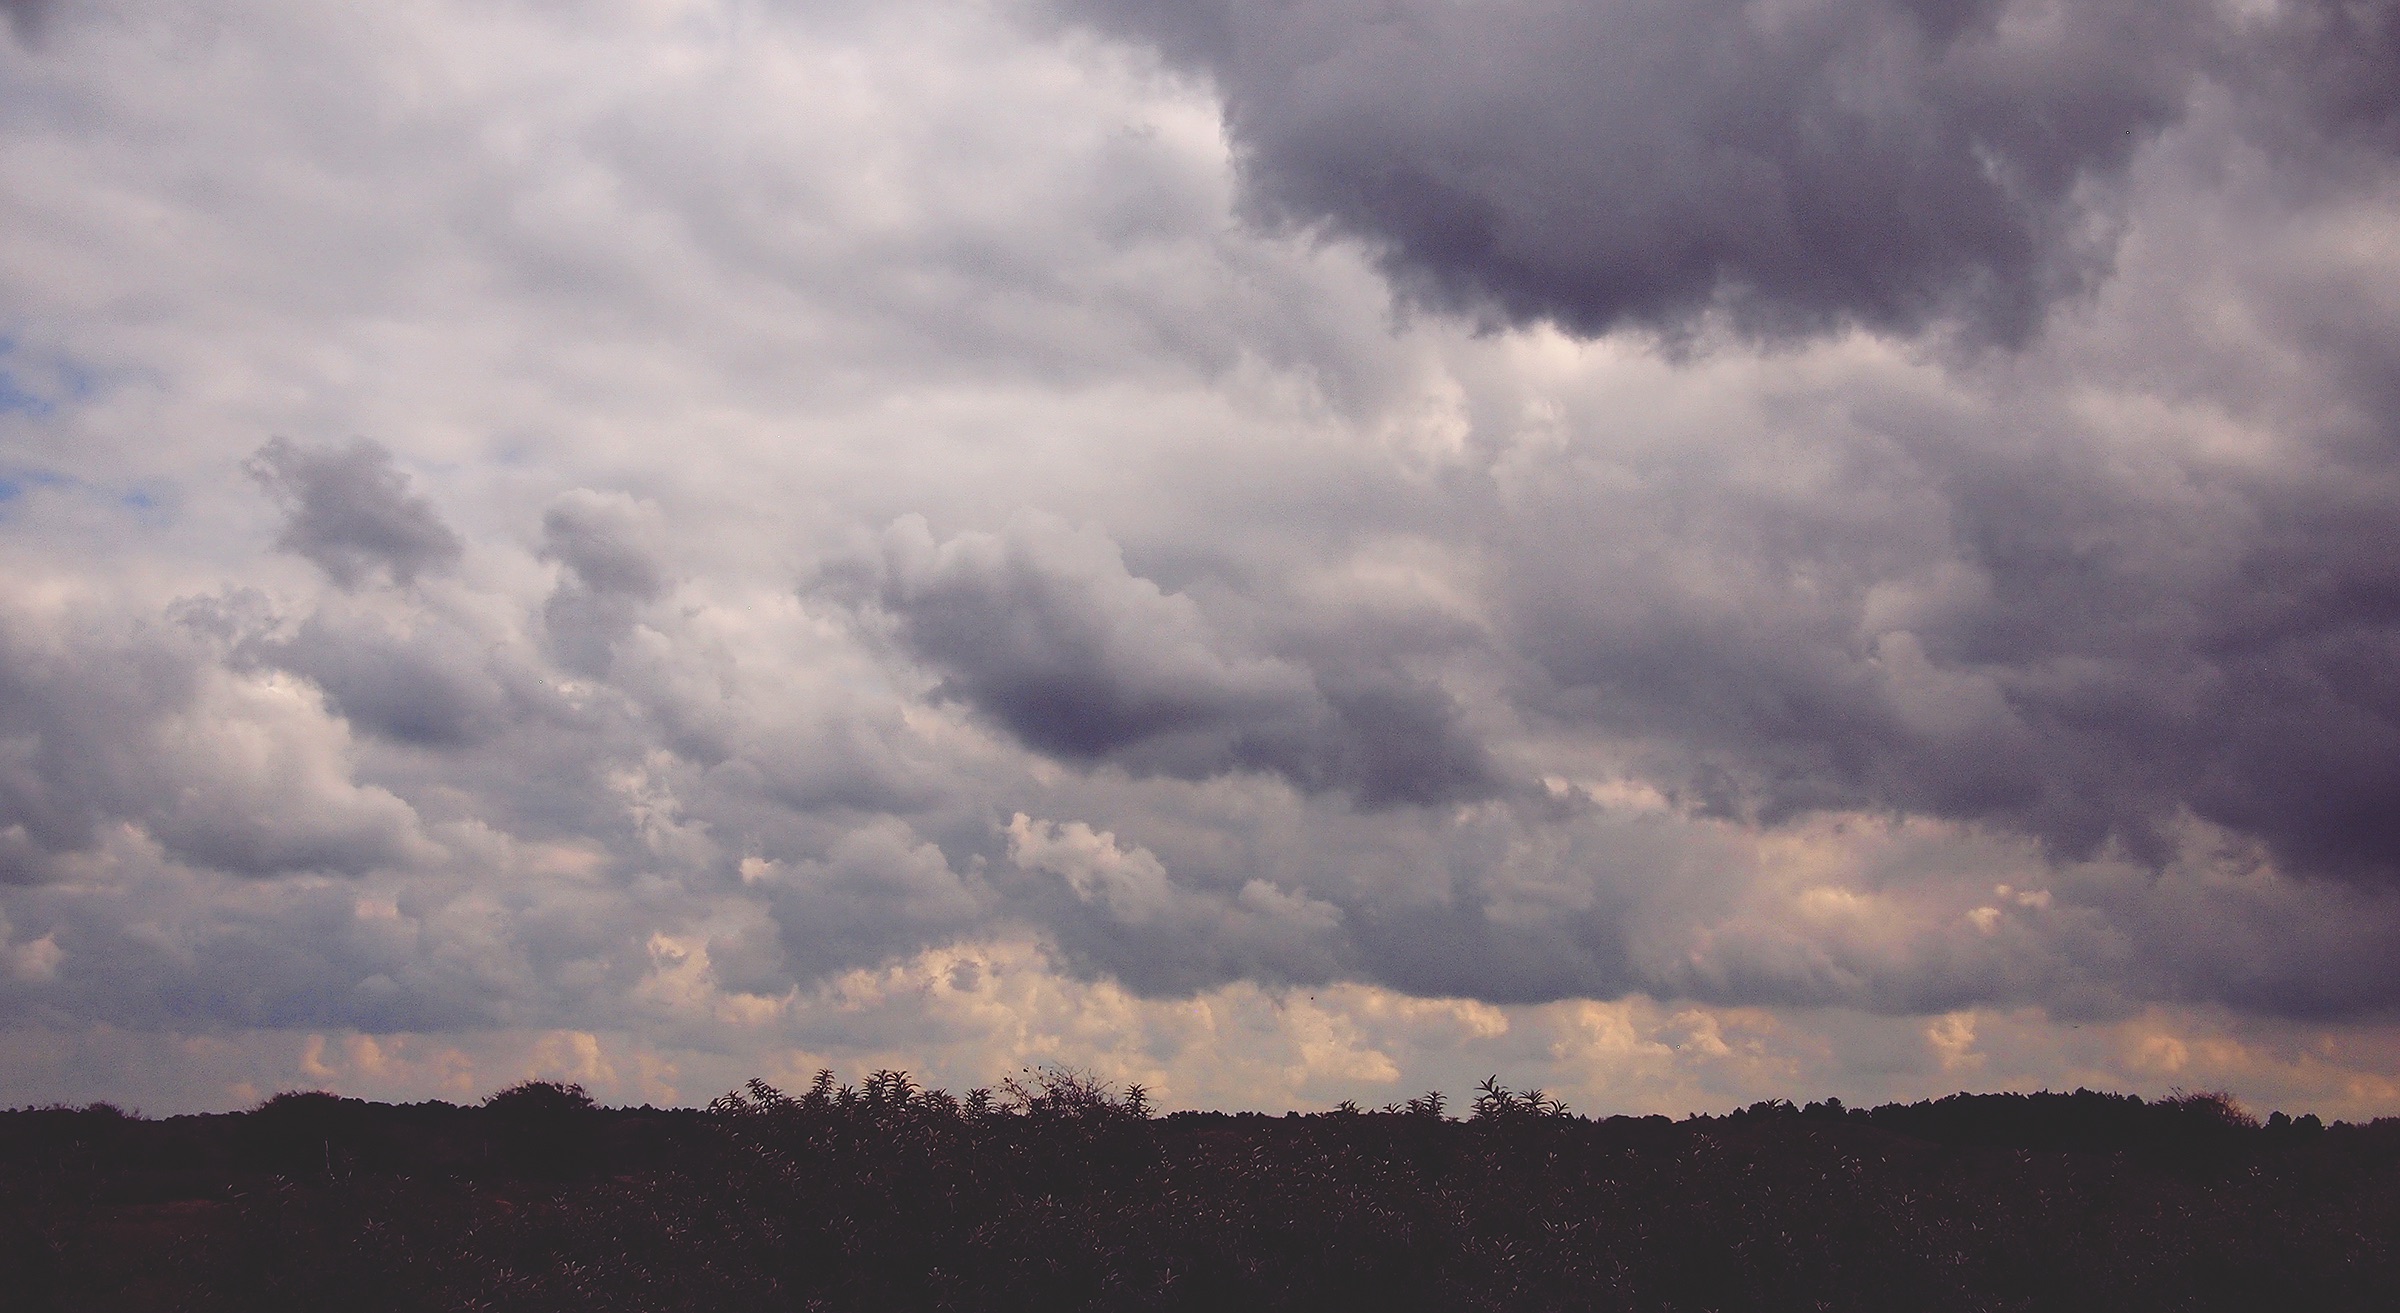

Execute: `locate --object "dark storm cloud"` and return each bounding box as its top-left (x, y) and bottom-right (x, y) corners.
top-left (1495, 352), bottom-right (2400, 885)
top-left (0, 0), bottom-right (52, 44)
top-left (857, 512), bottom-right (1494, 807)
top-left (540, 489), bottom-right (667, 678)
top-left (2247, 0), bottom-right (2400, 160)
top-left (1061, 0), bottom-right (2400, 887)
top-left (1063, 0), bottom-right (2218, 344)
top-left (247, 437), bottom-right (464, 590)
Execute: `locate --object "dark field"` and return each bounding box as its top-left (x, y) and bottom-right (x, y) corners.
top-left (3, 1074), bottom-right (2393, 1312)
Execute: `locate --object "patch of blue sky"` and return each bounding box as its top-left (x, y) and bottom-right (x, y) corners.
top-left (0, 369), bottom-right (52, 417)
top-left (0, 468), bottom-right (155, 524)
top-left (0, 336), bottom-right (70, 417)
top-left (0, 467), bottom-right (59, 511)
top-left (118, 484), bottom-right (175, 525)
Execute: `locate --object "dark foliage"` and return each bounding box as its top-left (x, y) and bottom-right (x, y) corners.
top-left (0, 1079), bottom-right (2393, 1311)
top-left (484, 1080), bottom-right (601, 1179)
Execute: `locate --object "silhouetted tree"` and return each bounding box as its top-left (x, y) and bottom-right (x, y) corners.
top-left (483, 1079), bottom-right (597, 1177)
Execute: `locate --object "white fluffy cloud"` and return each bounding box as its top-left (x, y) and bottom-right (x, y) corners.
top-left (2, 0), bottom-right (2398, 1116)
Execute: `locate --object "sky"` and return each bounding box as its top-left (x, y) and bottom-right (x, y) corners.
top-left (1, 0), bottom-right (2397, 1118)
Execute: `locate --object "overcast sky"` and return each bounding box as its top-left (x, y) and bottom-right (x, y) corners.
top-left (3, 0), bottom-right (2397, 1117)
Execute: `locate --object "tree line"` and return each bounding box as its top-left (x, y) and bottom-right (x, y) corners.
top-left (1, 1073), bottom-right (2392, 1310)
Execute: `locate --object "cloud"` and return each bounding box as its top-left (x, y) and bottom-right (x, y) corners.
top-left (246, 437), bottom-right (463, 590)
top-left (1001, 811), bottom-right (1350, 994)
top-left (1, 0), bottom-right (2399, 1114)
top-left (2244, 1), bottom-right (2400, 162)
top-left (0, 601), bottom-right (435, 881)
top-left (1062, 0), bottom-right (2221, 345)
top-left (540, 489), bottom-right (669, 677)
top-left (751, 818), bottom-right (987, 980)
top-left (247, 607), bottom-right (521, 749)
top-left (859, 511), bottom-right (1495, 806)
top-left (1473, 301), bottom-right (2400, 884)
top-left (0, 0), bottom-right (52, 44)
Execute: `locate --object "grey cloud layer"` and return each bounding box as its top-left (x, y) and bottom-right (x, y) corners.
top-left (4, 0), bottom-right (2400, 1112)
